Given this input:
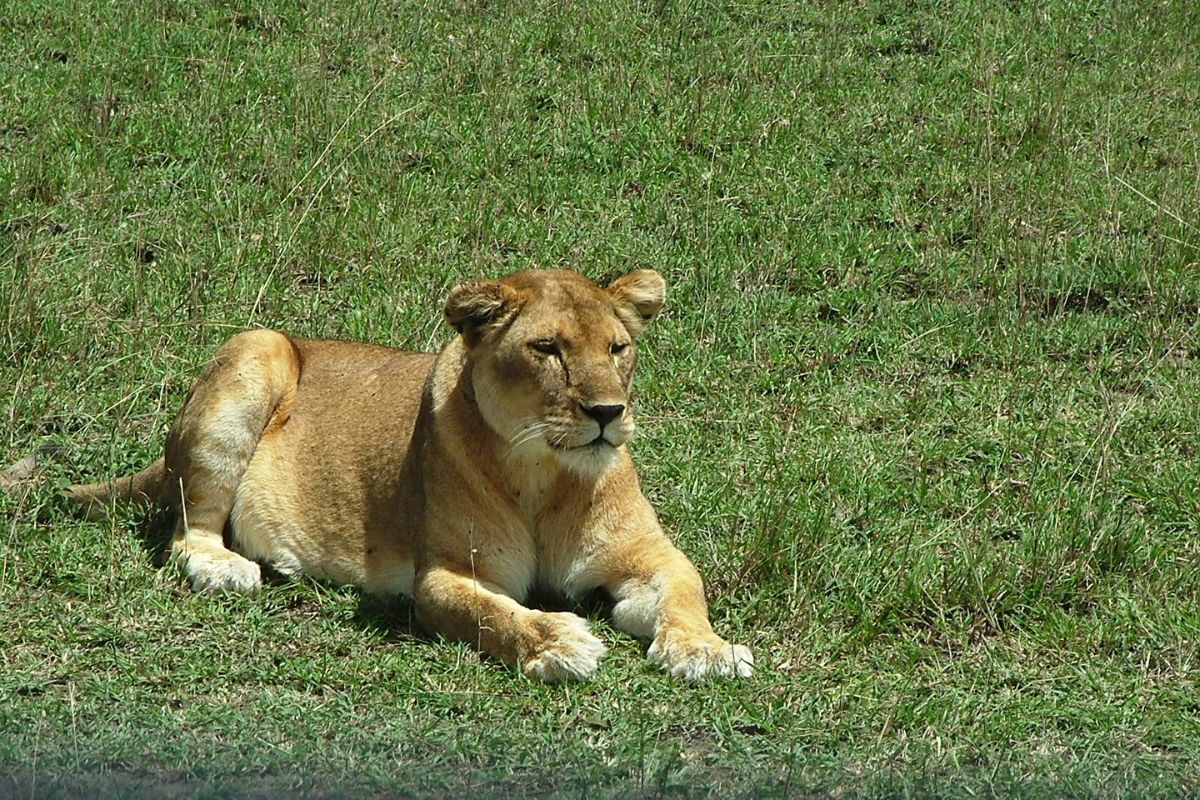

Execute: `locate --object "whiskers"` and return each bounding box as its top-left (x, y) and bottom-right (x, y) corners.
top-left (506, 418), bottom-right (552, 459)
top-left (547, 428), bottom-right (575, 450)
top-left (503, 415), bottom-right (628, 474)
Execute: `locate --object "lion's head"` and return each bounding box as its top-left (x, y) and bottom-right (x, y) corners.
top-left (444, 269), bottom-right (665, 476)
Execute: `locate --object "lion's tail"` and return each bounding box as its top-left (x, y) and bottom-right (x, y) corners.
top-left (1, 448), bottom-right (169, 520)
top-left (65, 458), bottom-right (169, 520)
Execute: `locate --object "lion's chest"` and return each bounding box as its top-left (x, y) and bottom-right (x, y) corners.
top-left (530, 494), bottom-right (603, 600)
top-left (472, 500), bottom-right (592, 603)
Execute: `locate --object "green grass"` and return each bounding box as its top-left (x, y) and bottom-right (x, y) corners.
top-left (3, 0), bottom-right (1200, 796)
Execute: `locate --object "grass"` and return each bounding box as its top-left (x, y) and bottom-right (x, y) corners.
top-left (2, 0), bottom-right (1200, 796)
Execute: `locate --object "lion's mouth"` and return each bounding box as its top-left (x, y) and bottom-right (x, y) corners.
top-left (549, 434), bottom-right (614, 451)
top-left (536, 418), bottom-right (629, 475)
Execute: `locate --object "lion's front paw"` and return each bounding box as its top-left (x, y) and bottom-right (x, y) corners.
top-left (522, 612), bottom-right (607, 683)
top-left (648, 631), bottom-right (753, 681)
top-left (185, 551), bottom-right (262, 594)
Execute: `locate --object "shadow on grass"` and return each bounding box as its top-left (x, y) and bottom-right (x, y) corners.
top-left (349, 590), bottom-right (421, 641)
top-left (12, 458), bottom-right (623, 670)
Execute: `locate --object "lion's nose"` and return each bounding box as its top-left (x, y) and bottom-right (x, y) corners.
top-left (582, 403), bottom-right (625, 428)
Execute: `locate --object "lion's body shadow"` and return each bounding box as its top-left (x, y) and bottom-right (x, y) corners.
top-left (125, 504), bottom-right (617, 654)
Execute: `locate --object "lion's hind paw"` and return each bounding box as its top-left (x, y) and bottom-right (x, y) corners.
top-left (185, 551), bottom-right (262, 594)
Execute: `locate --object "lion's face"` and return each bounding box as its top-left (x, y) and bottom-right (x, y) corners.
top-left (445, 269), bottom-right (665, 476)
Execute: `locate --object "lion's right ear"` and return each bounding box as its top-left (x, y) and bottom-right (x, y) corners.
top-left (444, 280), bottom-right (521, 345)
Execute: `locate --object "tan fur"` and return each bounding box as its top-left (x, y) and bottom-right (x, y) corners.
top-left (62, 269), bottom-right (752, 681)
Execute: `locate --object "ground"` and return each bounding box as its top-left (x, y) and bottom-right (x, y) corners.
top-left (2, 0), bottom-right (1199, 797)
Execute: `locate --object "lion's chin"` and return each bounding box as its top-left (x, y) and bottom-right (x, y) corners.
top-left (554, 440), bottom-right (622, 478)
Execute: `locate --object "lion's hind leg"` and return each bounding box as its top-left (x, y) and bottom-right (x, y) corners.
top-left (163, 330), bottom-right (300, 594)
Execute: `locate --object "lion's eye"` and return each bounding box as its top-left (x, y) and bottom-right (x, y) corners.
top-left (611, 342), bottom-right (630, 356)
top-left (530, 339), bottom-right (560, 356)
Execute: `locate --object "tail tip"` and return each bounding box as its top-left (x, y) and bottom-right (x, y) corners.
top-left (1, 445), bottom-right (64, 491)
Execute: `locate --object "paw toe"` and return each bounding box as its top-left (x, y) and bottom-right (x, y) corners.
top-left (524, 614), bottom-right (607, 683)
top-left (649, 635), bottom-right (754, 681)
top-left (188, 554), bottom-right (262, 594)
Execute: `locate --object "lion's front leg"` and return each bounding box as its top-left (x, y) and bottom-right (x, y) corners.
top-left (604, 538), bottom-right (753, 681)
top-left (414, 564), bottom-right (606, 682)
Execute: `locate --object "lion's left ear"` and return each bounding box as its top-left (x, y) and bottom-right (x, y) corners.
top-left (607, 270), bottom-right (666, 336)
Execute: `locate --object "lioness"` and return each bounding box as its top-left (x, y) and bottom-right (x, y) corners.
top-left (62, 269), bottom-right (752, 681)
